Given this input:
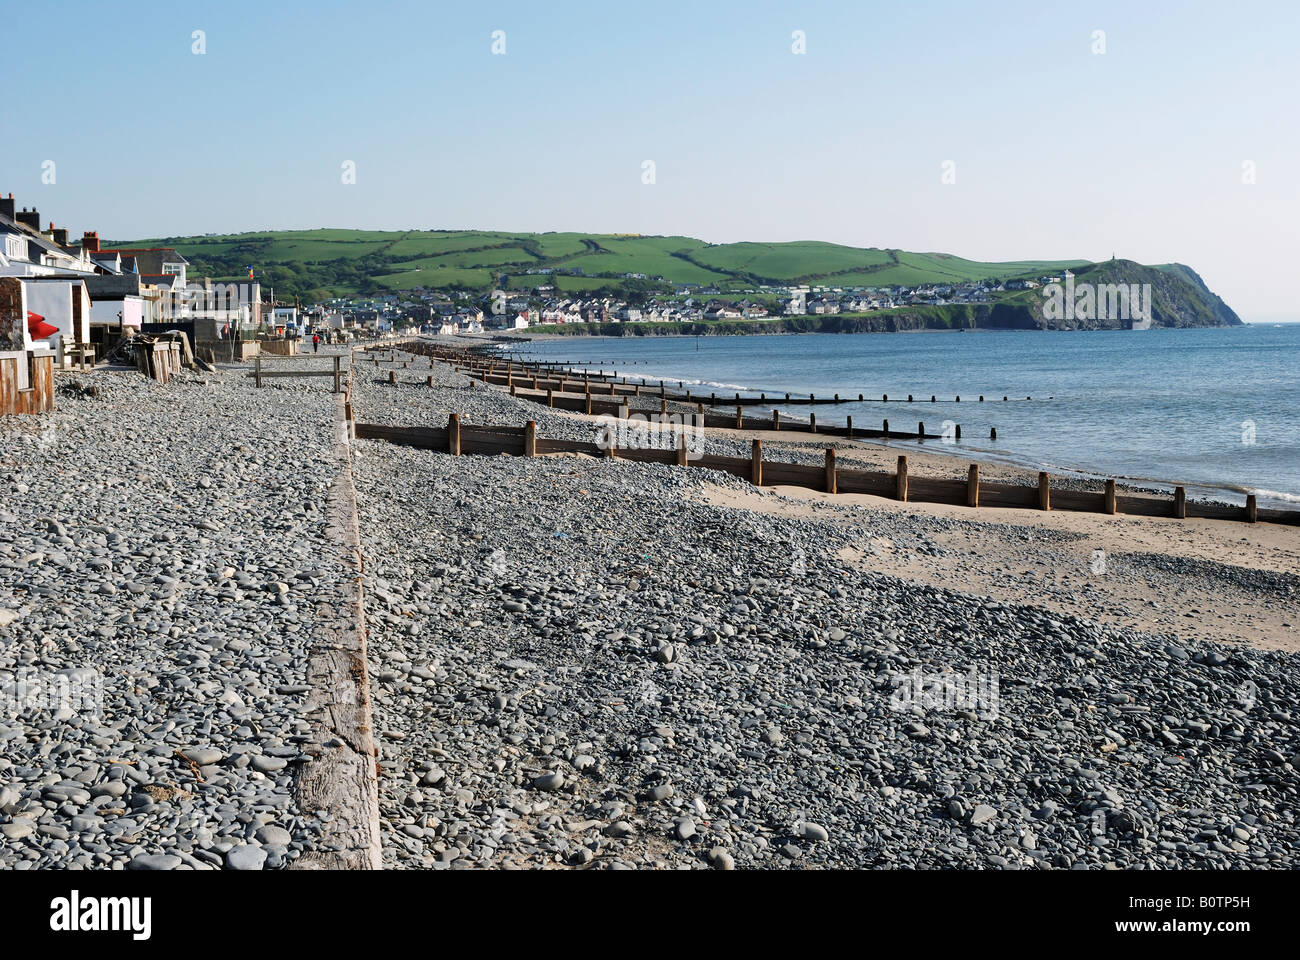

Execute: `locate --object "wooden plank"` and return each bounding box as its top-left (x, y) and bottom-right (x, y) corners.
top-left (1114, 494), bottom-right (1174, 518)
top-left (291, 390), bottom-right (381, 869)
top-left (760, 460), bottom-right (825, 488)
top-left (979, 482), bottom-right (1039, 510)
top-left (462, 436), bottom-right (525, 456)
top-left (836, 468), bottom-right (894, 497)
top-left (535, 437), bottom-right (603, 456)
top-left (1050, 488), bottom-right (1108, 513)
top-left (907, 476), bottom-right (968, 506)
top-left (613, 446), bottom-right (678, 465)
top-left (694, 453), bottom-right (753, 480)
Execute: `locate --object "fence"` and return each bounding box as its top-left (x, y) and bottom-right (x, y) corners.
top-left (0, 352), bottom-right (54, 416)
top-left (252, 354), bottom-right (345, 393)
top-left (348, 413), bottom-right (1296, 527)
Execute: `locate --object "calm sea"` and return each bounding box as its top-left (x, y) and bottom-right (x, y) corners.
top-left (502, 325), bottom-right (1300, 508)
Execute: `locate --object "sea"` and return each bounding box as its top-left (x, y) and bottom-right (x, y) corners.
top-left (498, 324), bottom-right (1300, 509)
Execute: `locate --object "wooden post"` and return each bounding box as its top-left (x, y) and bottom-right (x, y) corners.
top-left (772, 410), bottom-right (780, 431)
top-left (388, 370), bottom-right (396, 384)
top-left (676, 433), bottom-right (688, 467)
top-left (427, 375), bottom-right (433, 387)
top-left (547, 388), bottom-right (554, 408)
top-left (918, 421), bottom-right (925, 438)
top-left (1246, 494), bottom-right (1258, 524)
top-left (955, 424), bottom-right (961, 441)
top-left (448, 414), bottom-right (461, 456)
top-left (967, 464), bottom-right (980, 508)
top-left (1104, 479), bottom-right (1117, 515)
top-left (524, 421), bottom-right (537, 457)
top-left (895, 456), bottom-right (908, 501)
top-left (846, 415), bottom-right (853, 439)
top-left (810, 412), bottom-right (817, 433)
top-left (990, 427), bottom-right (997, 440)
top-left (825, 449), bottom-right (838, 494)
top-left (660, 397), bottom-right (667, 414)
top-left (333, 355), bottom-right (341, 393)
top-left (1038, 472), bottom-right (1051, 511)
top-left (255, 354), bottom-right (262, 388)
top-left (735, 406), bottom-right (743, 429)
top-left (883, 418), bottom-right (889, 437)
top-left (585, 393), bottom-right (593, 415)
top-left (1174, 486), bottom-right (1186, 519)
top-left (751, 439), bottom-right (763, 486)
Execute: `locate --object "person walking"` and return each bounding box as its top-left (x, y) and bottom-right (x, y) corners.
top-left (312, 333), bottom-right (320, 354)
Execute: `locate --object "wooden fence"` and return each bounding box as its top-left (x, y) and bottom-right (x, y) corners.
top-left (253, 354), bottom-right (345, 393)
top-left (361, 341), bottom-right (1028, 408)
top-left (349, 412), bottom-right (1297, 527)
top-left (0, 352), bottom-right (54, 416)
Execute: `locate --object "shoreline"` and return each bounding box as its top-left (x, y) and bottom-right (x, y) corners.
top-left (442, 332), bottom-right (1299, 510)
top-left (345, 346), bottom-right (1300, 869)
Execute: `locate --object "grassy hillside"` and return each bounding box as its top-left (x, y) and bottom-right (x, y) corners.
top-left (113, 228), bottom-right (1090, 301)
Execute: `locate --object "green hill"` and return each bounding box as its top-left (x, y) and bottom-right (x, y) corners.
top-left (112, 228), bottom-right (1091, 301)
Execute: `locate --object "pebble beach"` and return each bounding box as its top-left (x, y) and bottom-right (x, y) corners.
top-left (1, 342), bottom-right (1297, 870)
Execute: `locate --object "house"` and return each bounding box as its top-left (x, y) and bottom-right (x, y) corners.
top-left (102, 246), bottom-right (190, 318)
top-left (0, 276), bottom-right (56, 415)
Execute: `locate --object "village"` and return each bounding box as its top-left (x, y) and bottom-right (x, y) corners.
top-left (325, 273), bottom-right (1058, 336)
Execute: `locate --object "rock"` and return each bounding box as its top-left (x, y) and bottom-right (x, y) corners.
top-left (182, 748), bottom-right (224, 766)
top-left (796, 821), bottom-right (829, 842)
top-left (1, 820), bottom-right (35, 840)
top-left (225, 845), bottom-right (267, 871)
top-left (708, 847), bottom-right (735, 870)
top-left (533, 772), bottom-right (565, 792)
top-left (128, 854), bottom-right (182, 871)
top-left (255, 825), bottom-right (293, 846)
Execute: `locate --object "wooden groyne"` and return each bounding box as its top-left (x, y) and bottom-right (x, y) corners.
top-left (355, 341), bottom-right (1297, 527)
top-left (381, 341), bottom-right (1034, 407)
top-left (348, 412), bottom-right (1294, 527)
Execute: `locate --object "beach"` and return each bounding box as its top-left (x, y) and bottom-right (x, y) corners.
top-left (348, 342), bottom-right (1300, 868)
top-left (1, 343), bottom-right (1297, 870)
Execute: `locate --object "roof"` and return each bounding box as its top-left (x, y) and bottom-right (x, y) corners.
top-left (105, 248), bottom-right (186, 275)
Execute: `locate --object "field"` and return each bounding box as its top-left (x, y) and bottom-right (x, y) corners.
top-left (116, 227), bottom-right (1092, 300)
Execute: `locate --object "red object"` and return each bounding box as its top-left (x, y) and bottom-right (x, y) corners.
top-left (27, 311), bottom-right (58, 340)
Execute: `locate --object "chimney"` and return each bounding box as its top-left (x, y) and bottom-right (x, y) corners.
top-left (16, 206), bottom-right (40, 231)
top-left (82, 231), bottom-right (100, 253)
top-left (0, 193), bottom-right (13, 221)
top-left (52, 224), bottom-right (69, 247)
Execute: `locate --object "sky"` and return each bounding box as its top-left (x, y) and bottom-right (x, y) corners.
top-left (2, 0), bottom-right (1297, 318)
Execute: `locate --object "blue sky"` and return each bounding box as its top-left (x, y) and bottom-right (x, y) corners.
top-left (2, 0), bottom-right (1297, 317)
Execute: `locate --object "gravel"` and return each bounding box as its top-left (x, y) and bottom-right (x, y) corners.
top-left (0, 352), bottom-right (353, 869)
top-left (349, 353), bottom-right (1300, 868)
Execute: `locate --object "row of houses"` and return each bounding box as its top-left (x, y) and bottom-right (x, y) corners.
top-left (0, 192), bottom-right (274, 373)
